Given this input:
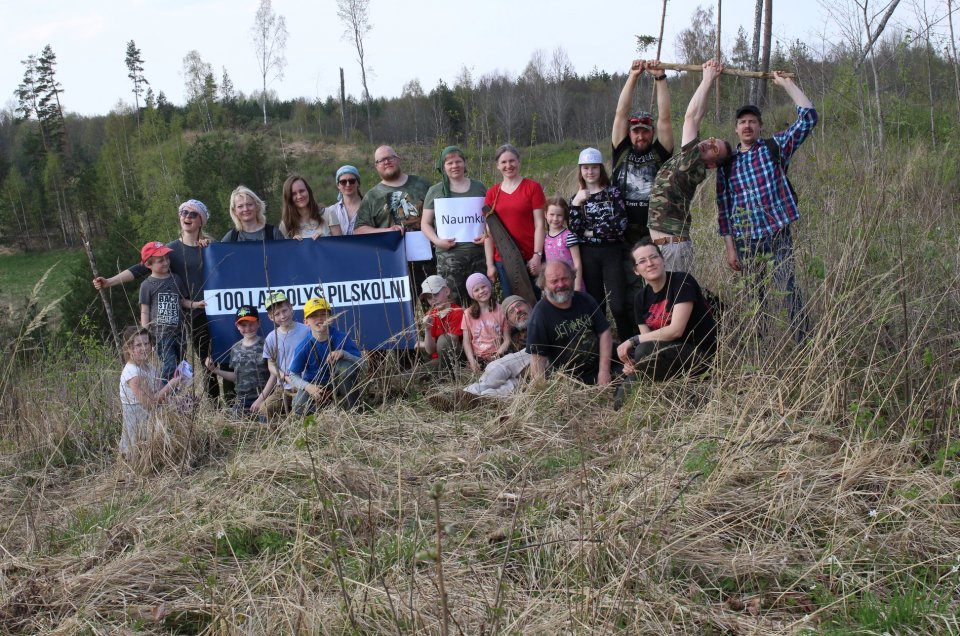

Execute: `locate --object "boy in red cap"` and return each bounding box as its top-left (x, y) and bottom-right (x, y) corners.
top-left (138, 241), bottom-right (206, 381)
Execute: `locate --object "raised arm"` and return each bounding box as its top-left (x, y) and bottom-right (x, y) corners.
top-left (611, 60), bottom-right (645, 148)
top-left (773, 71), bottom-right (813, 108)
top-left (646, 60), bottom-right (674, 153)
top-left (681, 59), bottom-right (724, 146)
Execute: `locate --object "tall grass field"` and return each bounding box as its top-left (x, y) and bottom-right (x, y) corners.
top-left (0, 130), bottom-right (958, 634)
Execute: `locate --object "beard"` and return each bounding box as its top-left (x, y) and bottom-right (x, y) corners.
top-left (546, 288), bottom-right (573, 305)
top-left (511, 317), bottom-right (529, 330)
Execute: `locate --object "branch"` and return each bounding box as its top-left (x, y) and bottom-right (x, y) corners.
top-left (855, 0), bottom-right (903, 69)
top-left (656, 62), bottom-right (795, 78)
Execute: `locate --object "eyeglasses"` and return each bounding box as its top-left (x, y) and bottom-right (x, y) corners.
top-left (179, 210), bottom-right (200, 219)
top-left (374, 155), bottom-right (399, 165)
top-left (634, 254), bottom-right (663, 267)
top-left (338, 178), bottom-right (358, 186)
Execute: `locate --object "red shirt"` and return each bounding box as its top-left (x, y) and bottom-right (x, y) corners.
top-left (484, 179), bottom-right (546, 261)
top-left (428, 303), bottom-right (464, 358)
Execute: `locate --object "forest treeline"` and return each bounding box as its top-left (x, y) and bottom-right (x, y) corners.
top-left (1, 6), bottom-right (959, 257)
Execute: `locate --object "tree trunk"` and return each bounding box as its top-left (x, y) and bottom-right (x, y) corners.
top-left (863, 3), bottom-right (885, 151)
top-left (949, 0), bottom-right (960, 122)
top-left (750, 0), bottom-right (763, 103)
top-left (340, 67), bottom-right (347, 141)
top-left (757, 0), bottom-right (772, 107)
top-left (715, 0), bottom-right (722, 122)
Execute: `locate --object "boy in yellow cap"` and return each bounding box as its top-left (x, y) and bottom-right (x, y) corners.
top-left (287, 297), bottom-right (364, 412)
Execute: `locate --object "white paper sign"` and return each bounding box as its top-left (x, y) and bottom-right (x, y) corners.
top-left (404, 231), bottom-right (433, 262)
top-left (434, 197), bottom-right (486, 244)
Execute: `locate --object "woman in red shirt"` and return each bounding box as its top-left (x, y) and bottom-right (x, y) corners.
top-left (483, 143), bottom-right (546, 299)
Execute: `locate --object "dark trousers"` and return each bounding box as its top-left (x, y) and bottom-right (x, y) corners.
top-left (580, 243), bottom-right (633, 340)
top-left (734, 226), bottom-right (809, 340)
top-left (631, 340), bottom-right (708, 382)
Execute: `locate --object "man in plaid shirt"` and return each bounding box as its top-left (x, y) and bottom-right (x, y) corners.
top-left (716, 71), bottom-right (818, 338)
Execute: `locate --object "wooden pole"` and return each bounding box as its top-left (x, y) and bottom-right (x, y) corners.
top-left (655, 63), bottom-right (794, 79)
top-left (715, 0), bottom-right (722, 121)
top-left (649, 0), bottom-right (669, 111)
top-left (78, 216), bottom-right (122, 354)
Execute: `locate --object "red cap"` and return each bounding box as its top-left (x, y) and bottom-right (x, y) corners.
top-left (141, 241), bottom-right (172, 264)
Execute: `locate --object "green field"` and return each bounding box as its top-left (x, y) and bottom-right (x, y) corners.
top-left (0, 248), bottom-right (83, 308)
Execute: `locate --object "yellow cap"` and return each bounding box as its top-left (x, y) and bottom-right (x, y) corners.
top-left (303, 296), bottom-right (332, 318)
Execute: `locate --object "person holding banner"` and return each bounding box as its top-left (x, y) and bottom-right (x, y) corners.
top-left (328, 165), bottom-right (364, 236)
top-left (279, 174), bottom-right (341, 239)
top-left (93, 199), bottom-right (220, 399)
top-left (421, 146), bottom-right (488, 305)
top-left (354, 146), bottom-right (435, 292)
top-left (222, 186), bottom-right (286, 242)
top-left (483, 144), bottom-right (546, 299)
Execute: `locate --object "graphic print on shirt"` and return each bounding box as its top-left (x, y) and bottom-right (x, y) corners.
top-left (387, 191), bottom-right (422, 228)
top-left (155, 291), bottom-right (180, 326)
top-left (644, 299), bottom-right (671, 330)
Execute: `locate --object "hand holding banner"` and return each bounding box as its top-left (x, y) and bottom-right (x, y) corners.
top-left (202, 234), bottom-right (416, 360)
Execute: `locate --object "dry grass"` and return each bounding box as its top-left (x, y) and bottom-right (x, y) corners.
top-left (0, 141), bottom-right (958, 634)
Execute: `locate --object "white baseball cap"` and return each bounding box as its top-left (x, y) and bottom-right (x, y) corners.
top-left (578, 147), bottom-right (603, 165)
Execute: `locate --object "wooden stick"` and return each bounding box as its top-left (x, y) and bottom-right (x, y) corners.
top-left (657, 63), bottom-right (795, 79)
top-left (78, 216), bottom-right (122, 354)
top-left (715, 0), bottom-right (722, 120)
top-left (649, 0), bottom-right (669, 110)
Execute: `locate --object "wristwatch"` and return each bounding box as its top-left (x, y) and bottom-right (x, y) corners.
top-left (534, 251), bottom-right (544, 258)
top-left (654, 74), bottom-right (667, 81)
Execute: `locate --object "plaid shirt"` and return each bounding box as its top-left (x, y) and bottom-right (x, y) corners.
top-left (716, 106), bottom-right (818, 239)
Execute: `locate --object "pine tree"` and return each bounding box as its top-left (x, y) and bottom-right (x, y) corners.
top-left (125, 40), bottom-right (149, 121)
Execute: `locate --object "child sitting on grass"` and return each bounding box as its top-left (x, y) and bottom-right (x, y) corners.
top-left (461, 273), bottom-right (510, 373)
top-left (261, 291), bottom-right (312, 418)
top-left (419, 275), bottom-right (464, 375)
top-left (205, 305), bottom-right (274, 417)
top-left (288, 297), bottom-right (365, 412)
top-left (138, 241), bottom-right (205, 381)
top-left (119, 326), bottom-right (184, 460)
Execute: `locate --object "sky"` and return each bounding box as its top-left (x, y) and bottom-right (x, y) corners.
top-left (2, 0), bottom-right (842, 117)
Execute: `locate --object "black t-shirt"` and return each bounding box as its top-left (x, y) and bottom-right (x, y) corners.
top-left (526, 292), bottom-right (611, 384)
top-left (127, 239), bottom-right (206, 319)
top-left (611, 138), bottom-right (672, 229)
top-left (634, 271), bottom-right (716, 354)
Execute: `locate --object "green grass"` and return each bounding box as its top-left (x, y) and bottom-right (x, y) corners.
top-left (0, 248), bottom-right (83, 308)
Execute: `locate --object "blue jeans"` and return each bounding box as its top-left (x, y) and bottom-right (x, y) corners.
top-left (156, 332), bottom-right (184, 381)
top-left (494, 260), bottom-right (541, 302)
top-left (735, 226), bottom-right (809, 340)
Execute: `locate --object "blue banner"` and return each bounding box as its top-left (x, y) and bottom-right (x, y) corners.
top-left (202, 233), bottom-right (416, 360)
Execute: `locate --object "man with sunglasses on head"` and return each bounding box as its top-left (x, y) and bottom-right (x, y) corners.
top-left (611, 59), bottom-right (674, 338)
top-left (355, 145), bottom-right (435, 289)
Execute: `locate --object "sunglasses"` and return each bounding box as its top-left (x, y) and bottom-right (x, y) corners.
top-left (338, 178), bottom-right (358, 186)
top-left (179, 210), bottom-right (201, 219)
top-left (629, 117), bottom-right (653, 126)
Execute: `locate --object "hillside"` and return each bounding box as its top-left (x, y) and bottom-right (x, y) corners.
top-left (0, 132), bottom-right (958, 633)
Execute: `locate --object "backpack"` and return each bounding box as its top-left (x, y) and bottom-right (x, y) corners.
top-left (227, 223), bottom-right (276, 242)
top-left (759, 138), bottom-right (798, 203)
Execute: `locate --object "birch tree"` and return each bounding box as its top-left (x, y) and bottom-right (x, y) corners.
top-left (251, 0), bottom-right (288, 125)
